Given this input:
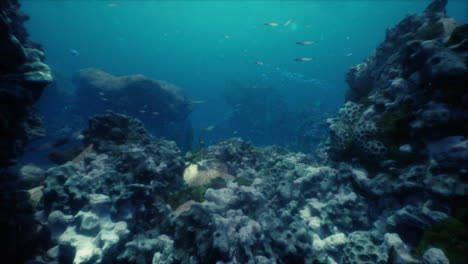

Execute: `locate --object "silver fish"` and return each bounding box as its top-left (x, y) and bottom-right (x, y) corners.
top-left (283, 18), bottom-right (295, 26)
top-left (296, 41), bottom-right (317, 45)
top-left (294, 57), bottom-right (314, 62)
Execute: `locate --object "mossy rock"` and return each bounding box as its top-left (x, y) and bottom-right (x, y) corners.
top-left (376, 102), bottom-right (421, 165)
top-left (413, 216), bottom-right (468, 264)
top-left (377, 104), bottom-right (410, 148)
top-left (167, 177), bottom-right (227, 208)
top-left (446, 24), bottom-right (468, 46)
top-left (233, 176), bottom-right (254, 187)
top-left (358, 97), bottom-right (372, 107)
top-left (184, 148), bottom-right (209, 164)
top-left (415, 22), bottom-right (444, 40)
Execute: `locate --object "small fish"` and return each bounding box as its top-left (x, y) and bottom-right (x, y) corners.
top-left (107, 2), bottom-right (121, 7)
top-left (254, 61), bottom-right (264, 65)
top-left (205, 125), bottom-right (215, 131)
top-left (264, 22), bottom-right (279, 27)
top-left (294, 57), bottom-right (314, 62)
top-left (283, 18), bottom-right (295, 26)
top-left (191, 100), bottom-right (206, 104)
top-left (296, 41), bottom-right (317, 45)
top-left (101, 98), bottom-right (108, 101)
top-left (69, 49), bottom-right (79, 56)
top-left (139, 110), bottom-right (146, 113)
top-left (152, 112), bottom-right (159, 115)
top-left (98, 92), bottom-right (105, 96)
top-left (224, 35), bottom-right (230, 39)
top-left (346, 52), bottom-right (353, 57)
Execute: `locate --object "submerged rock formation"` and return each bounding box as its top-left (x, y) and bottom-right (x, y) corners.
top-left (0, 1), bottom-right (52, 263)
top-left (72, 68), bottom-right (194, 150)
top-left (328, 0), bottom-right (468, 173)
top-left (0, 0), bottom-right (52, 167)
top-left (73, 68), bottom-right (193, 122)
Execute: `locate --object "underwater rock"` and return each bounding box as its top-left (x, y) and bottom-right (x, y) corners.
top-left (72, 68), bottom-right (194, 150)
top-left (44, 112), bottom-right (184, 213)
top-left (0, 1), bottom-right (52, 263)
top-left (342, 231), bottom-right (387, 264)
top-left (0, 2), bottom-right (52, 167)
top-left (421, 248), bottom-right (449, 264)
top-left (50, 201), bottom-right (130, 264)
top-left (330, 0), bottom-right (468, 174)
top-left (73, 68), bottom-right (193, 122)
top-left (48, 194), bottom-right (129, 264)
top-left (19, 164), bottom-right (44, 188)
top-left (383, 233), bottom-right (416, 264)
top-left (118, 232), bottom-right (176, 264)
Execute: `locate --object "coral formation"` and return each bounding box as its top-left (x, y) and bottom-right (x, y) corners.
top-left (328, 0), bottom-right (468, 172)
top-left (72, 68), bottom-right (194, 150)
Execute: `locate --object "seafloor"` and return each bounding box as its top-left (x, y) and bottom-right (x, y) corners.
top-left (0, 0), bottom-right (467, 264)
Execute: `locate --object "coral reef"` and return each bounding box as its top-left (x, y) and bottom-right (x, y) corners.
top-left (329, 0), bottom-right (468, 172)
top-left (30, 114), bottom-right (462, 264)
top-left (5, 0), bottom-right (466, 263)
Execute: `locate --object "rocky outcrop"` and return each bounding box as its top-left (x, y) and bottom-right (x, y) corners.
top-left (0, 1), bottom-right (52, 263)
top-left (0, 0), bottom-right (52, 167)
top-left (71, 68), bottom-right (194, 150)
top-left (40, 112), bottom-right (184, 263)
top-left (329, 0), bottom-right (468, 173)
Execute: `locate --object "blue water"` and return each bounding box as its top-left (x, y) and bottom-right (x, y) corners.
top-left (20, 0), bottom-right (468, 159)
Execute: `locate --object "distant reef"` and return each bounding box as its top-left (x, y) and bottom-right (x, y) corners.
top-left (2, 0), bottom-right (468, 264)
top-left (0, 0), bottom-right (52, 263)
top-left (73, 68), bottom-right (193, 123)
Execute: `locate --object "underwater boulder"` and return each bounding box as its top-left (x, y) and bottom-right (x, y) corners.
top-left (73, 68), bottom-right (193, 122)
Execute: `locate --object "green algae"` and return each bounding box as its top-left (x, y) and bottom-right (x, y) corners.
top-left (413, 216), bottom-right (468, 264)
top-left (376, 103), bottom-right (414, 164)
top-left (377, 105), bottom-right (410, 147)
top-left (446, 24), bottom-right (468, 46)
top-left (167, 177), bottom-right (227, 209)
top-left (415, 22), bottom-right (444, 40)
top-left (184, 149), bottom-right (205, 163)
top-left (233, 176), bottom-right (254, 187)
top-left (358, 97), bottom-right (372, 107)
